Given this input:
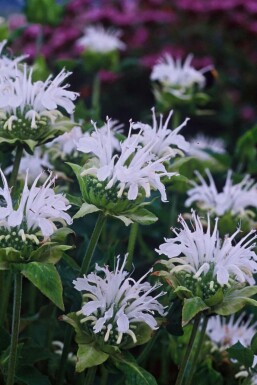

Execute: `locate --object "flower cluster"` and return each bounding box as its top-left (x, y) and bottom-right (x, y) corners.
top-left (0, 169), bottom-right (72, 255)
top-left (77, 25), bottom-right (126, 54)
top-left (73, 256), bottom-right (166, 346)
top-left (77, 112), bottom-right (188, 205)
top-left (151, 53), bottom-right (206, 100)
top-left (157, 211), bottom-right (257, 290)
top-left (186, 134), bottom-right (226, 161)
top-left (186, 169), bottom-right (257, 217)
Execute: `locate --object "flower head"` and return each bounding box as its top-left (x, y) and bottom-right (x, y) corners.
top-left (0, 64), bottom-right (78, 150)
top-left (206, 313), bottom-right (257, 351)
top-left (0, 169), bottom-right (72, 252)
top-left (186, 133), bottom-right (226, 161)
top-left (51, 125), bottom-right (84, 159)
top-left (77, 25), bottom-right (126, 53)
top-left (132, 107), bottom-right (190, 159)
top-left (77, 118), bottom-right (177, 203)
top-left (0, 39), bottom-right (27, 77)
top-left (156, 210), bottom-right (257, 287)
top-left (151, 53), bottom-right (206, 100)
top-left (73, 255), bottom-right (166, 346)
top-left (186, 169), bottom-right (257, 217)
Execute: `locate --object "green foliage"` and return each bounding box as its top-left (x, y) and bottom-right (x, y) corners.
top-left (25, 0), bottom-right (63, 26)
top-left (227, 342), bottom-right (254, 368)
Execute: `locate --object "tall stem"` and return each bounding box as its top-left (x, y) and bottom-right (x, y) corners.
top-left (6, 273), bottom-right (23, 385)
top-left (57, 212), bottom-right (106, 385)
top-left (126, 222), bottom-right (139, 270)
top-left (84, 366), bottom-right (97, 385)
top-left (185, 315), bottom-right (208, 385)
top-left (174, 314), bottom-right (201, 385)
top-left (80, 212), bottom-right (106, 275)
top-left (9, 144), bottom-right (23, 189)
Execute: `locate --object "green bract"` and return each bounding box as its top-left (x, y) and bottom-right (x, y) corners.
top-left (68, 162), bottom-right (158, 226)
top-left (62, 312), bottom-right (154, 372)
top-left (156, 262), bottom-right (257, 326)
top-left (0, 113), bottom-right (75, 154)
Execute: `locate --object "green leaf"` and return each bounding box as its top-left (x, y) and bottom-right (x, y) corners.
top-left (67, 163), bottom-right (87, 200)
top-left (182, 297), bottom-right (209, 326)
top-left (31, 242), bottom-right (72, 264)
top-left (227, 341), bottom-right (254, 368)
top-left (204, 288), bottom-right (224, 307)
top-left (73, 202), bottom-right (101, 219)
top-left (66, 193), bottom-right (83, 207)
top-left (213, 286), bottom-right (257, 316)
top-left (76, 343), bottom-right (109, 372)
top-left (61, 313), bottom-right (93, 345)
top-left (0, 247), bottom-right (21, 269)
top-left (113, 215), bottom-right (133, 226)
top-left (15, 262), bottom-right (64, 310)
top-left (115, 354), bottom-right (158, 385)
top-left (125, 208), bottom-right (158, 226)
top-left (174, 285), bottom-right (193, 298)
top-left (124, 323), bottom-right (154, 349)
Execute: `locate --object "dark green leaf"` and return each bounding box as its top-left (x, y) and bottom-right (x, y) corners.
top-left (76, 343), bottom-right (109, 372)
top-left (182, 297), bottom-right (209, 326)
top-left (15, 262), bottom-right (64, 310)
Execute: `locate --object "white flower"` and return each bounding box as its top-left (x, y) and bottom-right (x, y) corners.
top-left (51, 125), bottom-right (84, 158)
top-left (132, 107), bottom-right (190, 158)
top-left (0, 169), bottom-right (72, 240)
top-left (206, 313), bottom-right (257, 350)
top-left (186, 169), bottom-right (257, 216)
top-left (186, 133), bottom-right (226, 161)
top-left (0, 39), bottom-right (27, 77)
top-left (77, 25), bottom-right (126, 53)
top-left (156, 210), bottom-right (257, 286)
top-left (151, 53), bottom-right (206, 100)
top-left (0, 65), bottom-right (79, 129)
top-left (78, 118), bottom-right (177, 202)
top-left (74, 255), bottom-right (166, 345)
top-left (5, 147), bottom-right (52, 182)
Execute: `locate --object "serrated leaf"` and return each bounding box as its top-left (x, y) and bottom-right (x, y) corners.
top-left (182, 297), bottom-right (209, 326)
top-left (213, 286), bottom-right (257, 316)
top-left (15, 262), bottom-right (64, 310)
top-left (73, 202), bottom-right (101, 219)
top-left (76, 343), bottom-right (109, 372)
top-left (115, 354), bottom-right (158, 385)
top-left (227, 341), bottom-right (254, 368)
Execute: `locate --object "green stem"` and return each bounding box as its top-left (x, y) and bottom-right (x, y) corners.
top-left (137, 329), bottom-right (159, 365)
top-left (92, 73), bottom-right (101, 119)
top-left (6, 273), bottom-right (23, 385)
top-left (0, 271), bottom-right (12, 328)
top-left (9, 144), bottom-right (23, 189)
top-left (80, 212), bottom-right (106, 275)
top-left (185, 315), bottom-right (208, 385)
top-left (57, 212), bottom-right (106, 385)
top-left (174, 313), bottom-right (201, 385)
top-left (84, 366), bottom-right (97, 385)
top-left (99, 366), bottom-right (108, 385)
top-left (126, 222), bottom-right (139, 270)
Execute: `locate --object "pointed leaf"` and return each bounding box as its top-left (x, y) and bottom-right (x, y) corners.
top-left (115, 354), bottom-right (158, 385)
top-left (76, 343), bottom-right (109, 372)
top-left (113, 215), bottom-right (133, 226)
top-left (204, 288), bottom-right (224, 307)
top-left (125, 208), bottom-right (158, 226)
top-left (182, 297), bottom-right (209, 326)
top-left (213, 286), bottom-right (257, 316)
top-left (15, 262), bottom-right (64, 310)
top-left (67, 162), bottom-right (87, 200)
top-left (73, 202), bottom-right (101, 219)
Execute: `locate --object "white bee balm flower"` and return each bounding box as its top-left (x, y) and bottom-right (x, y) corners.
top-left (151, 53), bottom-right (206, 100)
top-left (156, 211), bottom-right (257, 286)
top-left (77, 118), bottom-right (177, 202)
top-left (74, 256), bottom-right (166, 345)
top-left (0, 169), bottom-right (72, 243)
top-left (133, 108), bottom-right (190, 159)
top-left (78, 25), bottom-right (126, 53)
top-left (186, 169), bottom-right (257, 216)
